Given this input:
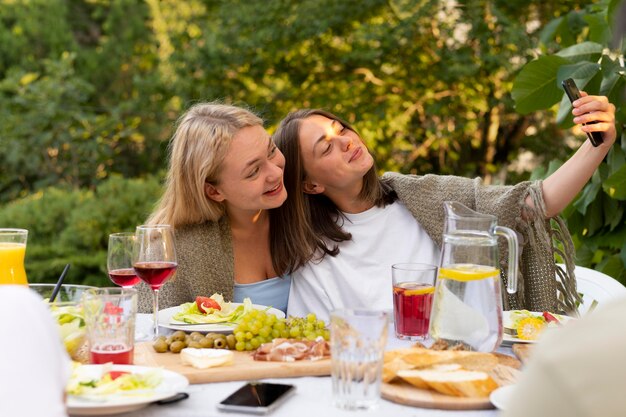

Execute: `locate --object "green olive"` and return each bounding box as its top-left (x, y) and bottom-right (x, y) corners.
top-left (226, 334), bottom-right (236, 349)
top-left (169, 340), bottom-right (186, 353)
top-left (189, 332), bottom-right (203, 340)
top-left (214, 337), bottom-right (227, 349)
top-left (199, 337), bottom-right (213, 348)
top-left (172, 330), bottom-right (187, 341)
top-left (188, 341), bottom-right (202, 349)
top-left (153, 339), bottom-right (168, 353)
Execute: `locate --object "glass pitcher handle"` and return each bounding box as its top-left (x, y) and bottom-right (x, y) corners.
top-left (495, 226), bottom-right (519, 294)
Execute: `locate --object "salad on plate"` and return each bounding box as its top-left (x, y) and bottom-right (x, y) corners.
top-left (67, 363), bottom-right (163, 398)
top-left (504, 310), bottom-right (567, 341)
top-left (172, 293), bottom-right (253, 325)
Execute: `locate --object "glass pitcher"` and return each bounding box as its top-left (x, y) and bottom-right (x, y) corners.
top-left (429, 202), bottom-right (517, 352)
top-left (0, 229), bottom-right (29, 285)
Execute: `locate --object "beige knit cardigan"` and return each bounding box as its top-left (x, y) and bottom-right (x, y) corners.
top-left (138, 172), bottom-right (578, 314)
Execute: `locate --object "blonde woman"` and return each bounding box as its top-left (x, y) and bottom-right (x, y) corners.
top-left (137, 103), bottom-right (290, 313)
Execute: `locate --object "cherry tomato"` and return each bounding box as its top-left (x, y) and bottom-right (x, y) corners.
top-left (196, 296), bottom-right (221, 314)
top-left (542, 311), bottom-right (560, 324)
top-left (106, 371), bottom-right (130, 380)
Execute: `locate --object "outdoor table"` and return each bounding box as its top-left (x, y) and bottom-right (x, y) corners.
top-left (120, 314), bottom-right (508, 417)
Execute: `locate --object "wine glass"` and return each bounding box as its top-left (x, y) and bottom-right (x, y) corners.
top-left (107, 232), bottom-right (141, 288)
top-left (133, 224), bottom-right (177, 339)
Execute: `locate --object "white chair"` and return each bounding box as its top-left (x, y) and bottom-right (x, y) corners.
top-left (559, 264), bottom-right (626, 315)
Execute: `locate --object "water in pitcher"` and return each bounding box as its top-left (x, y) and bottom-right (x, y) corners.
top-left (430, 262), bottom-right (503, 351)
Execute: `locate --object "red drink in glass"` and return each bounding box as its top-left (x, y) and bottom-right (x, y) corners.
top-left (108, 268), bottom-right (141, 287)
top-left (90, 343), bottom-right (134, 365)
top-left (393, 282), bottom-right (434, 338)
top-left (133, 261), bottom-right (177, 290)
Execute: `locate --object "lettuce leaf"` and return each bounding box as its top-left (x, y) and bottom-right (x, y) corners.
top-left (67, 365), bottom-right (163, 397)
top-left (172, 296), bottom-right (253, 324)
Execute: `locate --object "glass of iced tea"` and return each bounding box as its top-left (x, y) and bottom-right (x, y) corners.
top-left (392, 263), bottom-right (437, 340)
top-left (83, 287), bottom-right (138, 365)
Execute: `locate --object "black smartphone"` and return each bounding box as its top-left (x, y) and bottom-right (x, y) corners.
top-left (561, 78), bottom-right (603, 147)
top-left (216, 382), bottom-right (296, 414)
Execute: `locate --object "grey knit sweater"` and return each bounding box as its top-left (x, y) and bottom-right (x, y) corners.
top-left (138, 173), bottom-right (576, 314)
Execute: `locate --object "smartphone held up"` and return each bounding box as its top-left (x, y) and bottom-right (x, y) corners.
top-left (561, 78), bottom-right (604, 147)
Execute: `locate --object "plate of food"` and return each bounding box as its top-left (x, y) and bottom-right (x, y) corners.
top-left (66, 363), bottom-right (189, 416)
top-left (158, 293), bottom-right (286, 333)
top-left (381, 343), bottom-right (521, 410)
top-left (502, 310), bottom-right (570, 345)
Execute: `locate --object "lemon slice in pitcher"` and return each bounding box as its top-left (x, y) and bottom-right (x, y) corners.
top-left (438, 264), bottom-right (500, 281)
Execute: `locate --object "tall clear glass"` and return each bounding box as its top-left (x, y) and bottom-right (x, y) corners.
top-left (134, 225), bottom-right (177, 339)
top-left (0, 229), bottom-right (28, 285)
top-left (331, 309), bottom-right (388, 411)
top-left (107, 232), bottom-right (141, 288)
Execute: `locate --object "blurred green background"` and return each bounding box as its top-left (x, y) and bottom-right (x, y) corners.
top-left (0, 0), bottom-right (624, 286)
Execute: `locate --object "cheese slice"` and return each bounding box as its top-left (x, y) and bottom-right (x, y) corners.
top-left (180, 348), bottom-right (234, 369)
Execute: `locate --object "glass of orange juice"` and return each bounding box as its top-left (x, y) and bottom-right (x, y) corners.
top-left (0, 229), bottom-right (28, 285)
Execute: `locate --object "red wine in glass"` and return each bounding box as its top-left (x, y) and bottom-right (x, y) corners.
top-left (133, 261), bottom-right (177, 290)
top-left (135, 224), bottom-right (177, 339)
top-left (107, 232), bottom-right (139, 288)
top-left (108, 268), bottom-right (141, 288)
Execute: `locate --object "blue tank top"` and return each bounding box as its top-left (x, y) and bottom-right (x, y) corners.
top-left (233, 275), bottom-right (291, 314)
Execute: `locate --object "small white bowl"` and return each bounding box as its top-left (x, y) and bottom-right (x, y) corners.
top-left (490, 385), bottom-right (516, 410)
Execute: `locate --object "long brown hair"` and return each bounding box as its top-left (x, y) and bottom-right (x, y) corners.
top-left (271, 109), bottom-right (396, 274)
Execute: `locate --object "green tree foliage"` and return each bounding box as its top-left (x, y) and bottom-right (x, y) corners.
top-left (1, 0), bottom-right (622, 284)
top-left (0, 176), bottom-right (162, 286)
top-left (513, 0), bottom-right (626, 282)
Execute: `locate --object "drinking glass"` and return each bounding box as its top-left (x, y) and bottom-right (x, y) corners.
top-left (107, 232), bottom-right (140, 288)
top-left (0, 228), bottom-right (28, 285)
top-left (330, 309), bottom-right (388, 411)
top-left (83, 287), bottom-right (138, 364)
top-left (134, 224), bottom-right (177, 339)
top-left (392, 263), bottom-right (437, 340)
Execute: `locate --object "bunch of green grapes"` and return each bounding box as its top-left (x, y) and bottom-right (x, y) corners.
top-left (232, 310), bottom-right (329, 351)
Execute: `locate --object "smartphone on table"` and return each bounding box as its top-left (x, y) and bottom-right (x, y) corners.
top-left (561, 78), bottom-right (603, 147)
top-left (216, 382), bottom-right (296, 414)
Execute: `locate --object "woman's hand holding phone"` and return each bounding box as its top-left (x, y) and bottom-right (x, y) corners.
top-left (562, 78), bottom-right (616, 147)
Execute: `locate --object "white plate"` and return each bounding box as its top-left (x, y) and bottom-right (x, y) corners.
top-left (490, 384), bottom-right (516, 410)
top-left (501, 310), bottom-right (570, 345)
top-left (67, 364), bottom-right (188, 416)
top-left (158, 303), bottom-right (286, 333)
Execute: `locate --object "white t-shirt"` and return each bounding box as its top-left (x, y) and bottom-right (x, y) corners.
top-left (0, 285), bottom-right (72, 417)
top-left (287, 201), bottom-right (440, 321)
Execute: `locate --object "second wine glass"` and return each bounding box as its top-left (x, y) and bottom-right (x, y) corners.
top-left (134, 224), bottom-right (177, 339)
top-left (107, 232), bottom-right (141, 288)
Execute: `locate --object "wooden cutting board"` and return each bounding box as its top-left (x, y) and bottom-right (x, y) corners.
top-left (512, 343), bottom-right (533, 364)
top-left (133, 342), bottom-right (331, 384)
top-left (381, 353), bottom-right (520, 410)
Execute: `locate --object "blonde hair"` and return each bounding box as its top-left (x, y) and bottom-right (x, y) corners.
top-left (148, 103), bottom-right (263, 227)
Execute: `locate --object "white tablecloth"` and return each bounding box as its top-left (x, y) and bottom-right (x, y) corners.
top-left (120, 314), bottom-right (504, 417)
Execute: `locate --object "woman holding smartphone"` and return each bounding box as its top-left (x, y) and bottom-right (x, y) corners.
top-left (271, 94), bottom-right (615, 320)
top-left (138, 103), bottom-right (291, 313)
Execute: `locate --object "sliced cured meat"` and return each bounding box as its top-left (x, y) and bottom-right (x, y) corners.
top-left (253, 338), bottom-right (330, 362)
